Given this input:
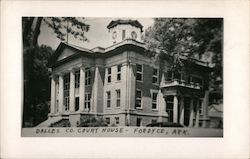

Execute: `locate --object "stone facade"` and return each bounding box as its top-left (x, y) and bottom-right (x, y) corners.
top-left (38, 19), bottom-right (212, 127)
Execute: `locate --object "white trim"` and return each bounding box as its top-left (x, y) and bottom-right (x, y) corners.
top-left (152, 68), bottom-right (159, 85)
top-left (136, 64), bottom-right (143, 82)
top-left (151, 90), bottom-right (158, 110)
top-left (135, 89), bottom-right (143, 109)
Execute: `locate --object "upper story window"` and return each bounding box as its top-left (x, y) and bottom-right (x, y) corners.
top-left (63, 73), bottom-right (70, 91)
top-left (85, 68), bottom-right (91, 86)
top-left (107, 67), bottom-right (112, 83)
top-left (131, 31), bottom-right (137, 39)
top-left (152, 68), bottom-right (159, 84)
top-left (135, 89), bottom-right (142, 109)
top-left (152, 92), bottom-right (158, 109)
top-left (116, 89), bottom-right (121, 107)
top-left (122, 30), bottom-right (126, 40)
top-left (136, 64), bottom-right (143, 81)
top-left (117, 65), bottom-right (122, 81)
top-left (84, 93), bottom-right (91, 109)
top-left (106, 91), bottom-right (111, 108)
top-left (75, 69), bottom-right (80, 88)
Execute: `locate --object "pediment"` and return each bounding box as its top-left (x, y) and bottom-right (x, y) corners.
top-left (57, 48), bottom-right (76, 61)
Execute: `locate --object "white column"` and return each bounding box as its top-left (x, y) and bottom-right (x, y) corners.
top-left (179, 97), bottom-right (184, 125)
top-left (79, 66), bottom-right (85, 112)
top-left (91, 66), bottom-right (99, 112)
top-left (50, 75), bottom-right (56, 114)
top-left (157, 89), bottom-right (166, 122)
top-left (58, 73), bottom-right (64, 113)
top-left (189, 98), bottom-right (194, 127)
top-left (69, 70), bottom-right (75, 112)
top-left (202, 90), bottom-right (209, 128)
top-left (195, 99), bottom-right (200, 127)
top-left (173, 95), bottom-right (178, 123)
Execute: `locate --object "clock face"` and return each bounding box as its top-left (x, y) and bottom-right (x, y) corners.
top-left (112, 31), bottom-right (117, 39)
top-left (131, 31), bottom-right (137, 39)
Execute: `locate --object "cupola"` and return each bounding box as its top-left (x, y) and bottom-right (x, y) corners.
top-left (107, 19), bottom-right (143, 45)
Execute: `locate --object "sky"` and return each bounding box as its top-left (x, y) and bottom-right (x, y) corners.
top-left (38, 18), bottom-right (154, 50)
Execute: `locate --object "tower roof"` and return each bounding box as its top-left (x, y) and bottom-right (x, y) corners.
top-left (107, 19), bottom-right (143, 32)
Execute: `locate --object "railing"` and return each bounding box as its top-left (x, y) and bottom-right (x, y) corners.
top-left (161, 79), bottom-right (201, 90)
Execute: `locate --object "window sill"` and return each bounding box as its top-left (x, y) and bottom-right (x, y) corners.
top-left (136, 80), bottom-right (143, 82)
top-left (152, 83), bottom-right (159, 86)
top-left (152, 109), bottom-right (158, 111)
top-left (135, 107), bottom-right (143, 110)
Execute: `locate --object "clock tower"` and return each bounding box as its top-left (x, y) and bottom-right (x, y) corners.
top-left (107, 19), bottom-right (143, 45)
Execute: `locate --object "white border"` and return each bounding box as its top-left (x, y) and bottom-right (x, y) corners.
top-left (1, 0), bottom-right (249, 158)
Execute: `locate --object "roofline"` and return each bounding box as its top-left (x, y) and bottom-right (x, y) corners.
top-left (107, 19), bottom-right (143, 32)
top-left (50, 41), bottom-right (213, 70)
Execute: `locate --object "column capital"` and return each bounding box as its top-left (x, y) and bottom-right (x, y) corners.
top-left (70, 68), bottom-right (77, 73)
top-left (80, 64), bottom-right (86, 70)
top-left (50, 74), bottom-right (57, 79)
top-left (122, 63), bottom-right (128, 66)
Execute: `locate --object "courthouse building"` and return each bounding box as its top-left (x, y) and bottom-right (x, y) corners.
top-left (38, 19), bottom-right (212, 127)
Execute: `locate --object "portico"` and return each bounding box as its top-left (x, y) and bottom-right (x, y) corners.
top-left (161, 78), bottom-right (205, 127)
top-left (49, 65), bottom-right (88, 116)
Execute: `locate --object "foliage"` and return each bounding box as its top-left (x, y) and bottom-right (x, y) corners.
top-left (23, 45), bottom-right (53, 127)
top-left (77, 116), bottom-right (108, 127)
top-left (144, 18), bottom-right (223, 97)
top-left (22, 17), bottom-right (90, 127)
top-left (43, 17), bottom-right (90, 42)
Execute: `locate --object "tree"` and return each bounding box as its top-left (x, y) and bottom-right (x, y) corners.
top-left (23, 45), bottom-right (53, 127)
top-left (144, 18), bottom-right (223, 102)
top-left (22, 17), bottom-right (90, 127)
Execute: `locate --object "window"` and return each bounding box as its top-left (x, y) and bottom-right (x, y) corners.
top-left (63, 73), bottom-right (70, 91)
top-left (85, 68), bottom-right (91, 85)
top-left (75, 69), bottom-right (80, 88)
top-left (136, 64), bottom-right (143, 81)
top-left (64, 97), bottom-right (69, 111)
top-left (116, 89), bottom-right (121, 107)
top-left (105, 118), bottom-right (110, 125)
top-left (122, 30), bottom-right (126, 40)
top-left (117, 65), bottom-right (121, 81)
top-left (135, 90), bottom-right (142, 109)
top-left (152, 92), bottom-right (157, 109)
top-left (152, 68), bottom-right (158, 84)
top-left (136, 118), bottom-right (141, 126)
top-left (107, 67), bottom-right (111, 83)
top-left (152, 119), bottom-right (157, 124)
top-left (115, 117), bottom-right (119, 124)
top-left (84, 93), bottom-right (91, 109)
top-left (63, 73), bottom-right (70, 111)
top-left (75, 97), bottom-right (79, 111)
top-left (107, 91), bottom-right (111, 108)
top-left (131, 31), bottom-right (137, 39)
